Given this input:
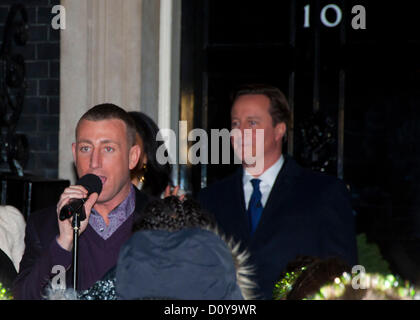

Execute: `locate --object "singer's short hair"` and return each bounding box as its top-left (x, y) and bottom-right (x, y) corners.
top-left (76, 103), bottom-right (137, 146)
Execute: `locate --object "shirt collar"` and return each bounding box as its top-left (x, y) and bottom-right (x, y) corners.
top-left (91, 184), bottom-right (136, 219)
top-left (89, 185), bottom-right (136, 240)
top-left (243, 155), bottom-right (284, 189)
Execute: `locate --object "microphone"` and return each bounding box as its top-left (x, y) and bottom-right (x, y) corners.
top-left (59, 174), bottom-right (103, 221)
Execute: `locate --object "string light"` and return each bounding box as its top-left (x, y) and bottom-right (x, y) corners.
top-left (273, 268), bottom-right (419, 300)
top-left (308, 272), bottom-right (418, 300)
top-left (272, 266), bottom-right (306, 300)
top-left (0, 283), bottom-right (13, 300)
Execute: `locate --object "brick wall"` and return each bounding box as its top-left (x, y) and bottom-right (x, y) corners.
top-left (0, 0), bottom-right (60, 179)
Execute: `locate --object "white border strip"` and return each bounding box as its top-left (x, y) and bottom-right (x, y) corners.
top-left (158, 0), bottom-right (172, 132)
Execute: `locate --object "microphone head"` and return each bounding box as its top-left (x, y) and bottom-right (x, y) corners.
top-left (76, 174), bottom-right (103, 196)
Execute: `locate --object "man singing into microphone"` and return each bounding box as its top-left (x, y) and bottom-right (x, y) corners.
top-left (13, 104), bottom-right (151, 299)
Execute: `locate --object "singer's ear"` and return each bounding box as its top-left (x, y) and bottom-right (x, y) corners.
top-left (72, 142), bottom-right (77, 162)
top-left (129, 144), bottom-right (141, 170)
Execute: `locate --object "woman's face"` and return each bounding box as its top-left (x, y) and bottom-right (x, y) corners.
top-left (131, 132), bottom-right (148, 185)
top-left (136, 133), bottom-right (147, 167)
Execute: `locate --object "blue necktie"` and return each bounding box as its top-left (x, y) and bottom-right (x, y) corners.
top-left (247, 179), bottom-right (263, 235)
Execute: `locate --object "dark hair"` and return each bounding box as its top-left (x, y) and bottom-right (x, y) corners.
top-left (128, 111), bottom-right (173, 196)
top-left (231, 84), bottom-right (291, 128)
top-left (132, 196), bottom-right (215, 232)
top-left (276, 255), bottom-right (351, 300)
top-left (77, 103), bottom-right (137, 146)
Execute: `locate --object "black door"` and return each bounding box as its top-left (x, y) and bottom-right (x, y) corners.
top-left (180, 0), bottom-right (420, 284)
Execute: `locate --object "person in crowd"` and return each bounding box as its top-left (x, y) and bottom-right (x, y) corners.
top-left (13, 104), bottom-right (152, 299)
top-left (272, 255), bottom-right (351, 300)
top-left (46, 196), bottom-right (256, 300)
top-left (0, 205), bottom-right (26, 299)
top-left (128, 111), bottom-right (173, 197)
top-left (198, 83), bottom-right (358, 299)
top-left (273, 255), bottom-right (419, 300)
top-left (0, 205), bottom-right (26, 273)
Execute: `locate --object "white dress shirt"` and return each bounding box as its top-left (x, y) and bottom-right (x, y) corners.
top-left (243, 155), bottom-right (284, 210)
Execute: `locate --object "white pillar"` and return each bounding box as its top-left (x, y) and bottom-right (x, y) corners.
top-left (59, 0), bottom-right (181, 184)
top-left (158, 0), bottom-right (181, 185)
top-left (158, 0), bottom-right (172, 131)
top-left (59, 0), bottom-right (90, 183)
top-left (59, 0), bottom-right (142, 183)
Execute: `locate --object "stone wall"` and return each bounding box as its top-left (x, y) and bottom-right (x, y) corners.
top-left (0, 0), bottom-right (60, 178)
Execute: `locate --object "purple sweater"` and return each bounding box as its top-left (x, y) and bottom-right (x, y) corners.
top-left (12, 188), bottom-right (149, 300)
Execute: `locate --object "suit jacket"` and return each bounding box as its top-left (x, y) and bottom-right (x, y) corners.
top-left (198, 155), bottom-right (358, 299)
top-left (13, 187), bottom-right (150, 300)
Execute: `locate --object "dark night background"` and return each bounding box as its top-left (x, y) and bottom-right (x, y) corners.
top-left (0, 0), bottom-right (419, 287)
top-left (0, 0), bottom-right (60, 179)
top-left (180, 0), bottom-right (420, 285)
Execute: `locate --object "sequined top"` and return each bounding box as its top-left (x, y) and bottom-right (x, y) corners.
top-left (78, 279), bottom-right (117, 300)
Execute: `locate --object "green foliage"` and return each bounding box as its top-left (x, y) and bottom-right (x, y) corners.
top-left (272, 267), bottom-right (306, 300)
top-left (357, 233), bottom-right (392, 275)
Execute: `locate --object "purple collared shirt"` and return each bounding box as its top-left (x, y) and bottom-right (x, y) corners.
top-left (89, 185), bottom-right (136, 240)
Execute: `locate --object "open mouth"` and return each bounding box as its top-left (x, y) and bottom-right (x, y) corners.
top-left (98, 175), bottom-right (107, 186)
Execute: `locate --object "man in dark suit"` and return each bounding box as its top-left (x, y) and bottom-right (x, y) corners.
top-left (199, 84), bottom-right (358, 299)
top-left (13, 104), bottom-right (151, 299)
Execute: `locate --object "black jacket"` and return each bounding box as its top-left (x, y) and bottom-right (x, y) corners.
top-left (198, 155), bottom-right (358, 299)
top-left (13, 187), bottom-right (151, 299)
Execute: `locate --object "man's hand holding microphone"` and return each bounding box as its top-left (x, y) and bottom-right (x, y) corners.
top-left (56, 174), bottom-right (103, 251)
